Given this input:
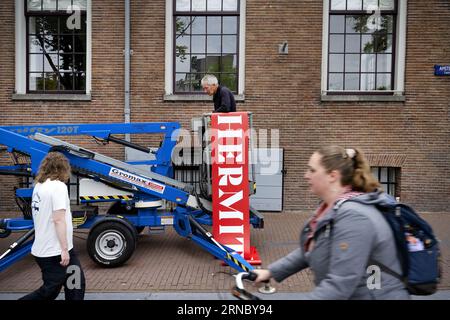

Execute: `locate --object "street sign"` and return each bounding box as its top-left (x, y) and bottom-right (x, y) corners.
top-left (434, 65), bottom-right (450, 76)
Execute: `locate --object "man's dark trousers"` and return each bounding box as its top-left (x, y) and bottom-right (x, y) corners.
top-left (19, 249), bottom-right (85, 300)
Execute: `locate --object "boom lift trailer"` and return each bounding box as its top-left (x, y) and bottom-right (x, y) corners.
top-left (0, 120), bottom-right (263, 273)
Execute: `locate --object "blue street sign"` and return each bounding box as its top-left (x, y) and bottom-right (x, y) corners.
top-left (434, 65), bottom-right (450, 76)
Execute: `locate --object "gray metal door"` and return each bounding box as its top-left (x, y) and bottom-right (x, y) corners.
top-left (250, 148), bottom-right (284, 212)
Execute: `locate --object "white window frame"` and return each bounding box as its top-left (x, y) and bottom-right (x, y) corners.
top-left (164, 0), bottom-right (246, 101)
top-left (14, 0), bottom-right (92, 99)
top-left (321, 0), bottom-right (407, 101)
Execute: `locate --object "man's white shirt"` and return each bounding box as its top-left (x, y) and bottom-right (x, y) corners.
top-left (31, 179), bottom-right (74, 257)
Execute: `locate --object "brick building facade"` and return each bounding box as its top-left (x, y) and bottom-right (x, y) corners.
top-left (0, 0), bottom-right (449, 215)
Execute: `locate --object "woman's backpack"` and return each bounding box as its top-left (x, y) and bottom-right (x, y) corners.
top-left (338, 193), bottom-right (441, 296)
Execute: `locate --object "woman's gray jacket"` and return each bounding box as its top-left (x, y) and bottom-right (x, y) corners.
top-left (268, 192), bottom-right (410, 300)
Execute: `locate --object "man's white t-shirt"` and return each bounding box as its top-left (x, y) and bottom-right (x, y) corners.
top-left (31, 179), bottom-right (74, 257)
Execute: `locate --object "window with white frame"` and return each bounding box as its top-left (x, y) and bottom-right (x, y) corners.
top-left (166, 0), bottom-right (245, 97)
top-left (322, 0), bottom-right (406, 95)
top-left (173, 0), bottom-right (239, 94)
top-left (26, 0), bottom-right (87, 93)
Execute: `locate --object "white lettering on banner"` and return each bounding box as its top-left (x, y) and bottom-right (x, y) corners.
top-left (218, 144), bottom-right (243, 163)
top-left (217, 115), bottom-right (242, 125)
top-left (109, 168), bottom-right (165, 194)
top-left (220, 226), bottom-right (244, 234)
top-left (218, 167), bottom-right (243, 186)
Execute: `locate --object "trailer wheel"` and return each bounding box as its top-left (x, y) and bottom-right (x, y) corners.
top-left (87, 221), bottom-right (136, 268)
top-left (0, 228), bottom-right (11, 238)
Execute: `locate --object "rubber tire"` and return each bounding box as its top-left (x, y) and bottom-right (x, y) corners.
top-left (87, 221), bottom-right (136, 268)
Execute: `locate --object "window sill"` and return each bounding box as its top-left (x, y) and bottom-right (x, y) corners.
top-left (321, 93), bottom-right (405, 102)
top-left (12, 94), bottom-right (92, 101)
top-left (163, 94), bottom-right (245, 102)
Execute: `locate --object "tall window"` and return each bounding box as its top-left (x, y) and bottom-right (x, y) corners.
top-left (328, 0), bottom-right (397, 92)
top-left (173, 0), bottom-right (239, 94)
top-left (26, 0), bottom-right (87, 93)
top-left (371, 166), bottom-right (399, 197)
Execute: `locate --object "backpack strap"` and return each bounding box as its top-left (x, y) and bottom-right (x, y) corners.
top-left (334, 197), bottom-right (408, 285)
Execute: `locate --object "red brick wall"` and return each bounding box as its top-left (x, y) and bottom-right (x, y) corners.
top-left (0, 0), bottom-right (449, 215)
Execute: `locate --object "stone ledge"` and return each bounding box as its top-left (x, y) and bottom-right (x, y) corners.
top-left (163, 94), bottom-right (245, 102)
top-left (12, 94), bottom-right (92, 101)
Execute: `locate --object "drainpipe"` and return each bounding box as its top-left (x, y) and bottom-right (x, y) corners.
top-left (124, 0), bottom-right (131, 158)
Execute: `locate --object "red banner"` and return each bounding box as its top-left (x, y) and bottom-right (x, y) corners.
top-left (211, 112), bottom-right (250, 257)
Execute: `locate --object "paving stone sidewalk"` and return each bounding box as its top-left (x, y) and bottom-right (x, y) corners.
top-left (0, 211), bottom-right (448, 296)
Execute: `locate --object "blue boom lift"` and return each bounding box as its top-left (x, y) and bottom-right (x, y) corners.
top-left (0, 120), bottom-right (263, 273)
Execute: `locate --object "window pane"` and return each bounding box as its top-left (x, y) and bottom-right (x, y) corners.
top-left (380, 167), bottom-right (387, 182)
top-left (29, 54), bottom-right (43, 72)
top-left (192, 0), bottom-right (206, 11)
top-left (361, 54), bottom-right (375, 72)
top-left (27, 0), bottom-right (42, 11)
top-left (206, 56), bottom-right (220, 73)
top-left (74, 72), bottom-right (86, 90)
top-left (329, 54), bottom-right (344, 72)
top-left (59, 0), bottom-right (72, 11)
top-left (330, 0), bottom-right (346, 10)
top-left (389, 168), bottom-right (396, 181)
top-left (381, 16), bottom-right (393, 33)
top-left (376, 73), bottom-right (391, 90)
top-left (44, 73), bottom-right (58, 90)
top-left (74, 34), bottom-right (86, 52)
top-left (375, 34), bottom-right (392, 53)
top-left (346, 16), bottom-right (358, 33)
top-left (177, 55), bottom-right (190, 72)
top-left (360, 73), bottom-right (375, 90)
top-left (222, 35), bottom-right (236, 53)
top-left (44, 54), bottom-right (58, 72)
top-left (345, 54), bottom-right (360, 72)
top-left (32, 16), bottom-right (58, 35)
top-left (29, 73), bottom-right (43, 90)
top-left (176, 0), bottom-right (190, 11)
top-left (345, 34), bottom-right (360, 52)
top-left (73, 0), bottom-right (87, 10)
top-left (345, 73), bottom-right (359, 90)
top-left (347, 0), bottom-right (362, 10)
top-left (330, 15), bottom-right (345, 33)
top-left (361, 34), bottom-right (374, 53)
top-left (191, 74), bottom-right (203, 91)
top-left (207, 16), bottom-right (221, 34)
top-left (59, 54), bottom-right (73, 71)
top-left (175, 73), bottom-right (190, 92)
top-left (60, 72), bottom-right (73, 90)
top-left (221, 54), bottom-right (237, 72)
top-left (191, 54), bottom-right (205, 72)
top-left (59, 35), bottom-right (74, 52)
top-left (191, 35), bottom-right (205, 53)
top-left (74, 54), bottom-right (85, 72)
top-left (207, 36), bottom-right (221, 53)
top-left (380, 0), bottom-right (395, 10)
top-left (223, 16), bottom-right (237, 34)
top-left (42, 0), bottom-right (56, 11)
top-left (377, 54), bottom-right (391, 72)
top-left (29, 36), bottom-right (44, 53)
top-left (223, 0), bottom-right (238, 11)
top-left (208, 0), bottom-right (222, 11)
top-left (191, 16), bottom-right (205, 34)
top-left (330, 34), bottom-right (344, 52)
top-left (176, 17), bottom-right (191, 35)
top-left (176, 35), bottom-right (191, 55)
top-left (329, 73), bottom-right (344, 90)
top-left (220, 74), bottom-right (237, 91)
top-left (363, 0), bottom-right (378, 10)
